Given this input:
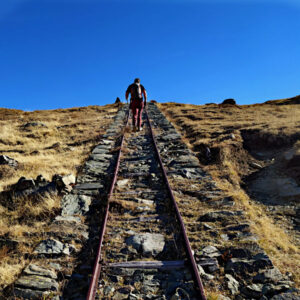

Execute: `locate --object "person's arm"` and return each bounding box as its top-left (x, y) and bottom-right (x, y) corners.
top-left (143, 89), bottom-right (147, 106)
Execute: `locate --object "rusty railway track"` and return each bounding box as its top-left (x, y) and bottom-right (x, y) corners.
top-left (86, 108), bottom-right (207, 300)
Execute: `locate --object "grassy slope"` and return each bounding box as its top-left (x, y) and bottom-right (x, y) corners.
top-left (0, 104), bottom-right (119, 288)
top-left (158, 100), bottom-right (300, 287)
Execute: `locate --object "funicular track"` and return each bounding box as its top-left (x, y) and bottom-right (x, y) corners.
top-left (87, 108), bottom-right (206, 300)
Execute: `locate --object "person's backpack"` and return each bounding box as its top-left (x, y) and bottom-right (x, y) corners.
top-left (131, 83), bottom-right (143, 101)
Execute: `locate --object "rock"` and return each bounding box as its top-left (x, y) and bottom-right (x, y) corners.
top-left (217, 296), bottom-right (231, 300)
top-left (262, 283), bottom-right (291, 296)
top-left (15, 275), bottom-right (59, 291)
top-left (250, 162), bottom-right (263, 169)
top-left (54, 174), bottom-right (75, 192)
top-left (54, 215), bottom-right (81, 223)
top-left (0, 155), bottom-right (18, 168)
top-left (197, 265), bottom-right (214, 280)
top-left (115, 97), bottom-right (121, 104)
top-left (61, 194), bottom-right (92, 216)
top-left (112, 291), bottom-right (128, 300)
top-left (270, 293), bottom-right (300, 300)
top-left (104, 285), bottom-right (115, 295)
top-left (14, 288), bottom-right (49, 300)
top-left (201, 245), bottom-right (221, 258)
top-left (35, 174), bottom-right (47, 185)
top-left (225, 274), bottom-right (239, 295)
top-left (128, 293), bottom-right (139, 300)
top-left (199, 210), bottom-right (243, 222)
top-left (117, 179), bottom-right (130, 187)
top-left (126, 233), bottom-right (165, 256)
top-left (22, 122), bottom-right (47, 129)
top-left (225, 224), bottom-right (251, 233)
top-left (222, 98), bottom-right (236, 105)
top-left (74, 182), bottom-right (103, 190)
top-left (197, 257), bottom-right (219, 273)
top-left (254, 267), bottom-right (283, 283)
top-left (221, 234), bottom-right (230, 241)
top-left (34, 238), bottom-right (66, 255)
top-left (24, 264), bottom-right (57, 279)
top-left (13, 177), bottom-right (35, 191)
top-left (225, 254), bottom-right (272, 274)
top-left (241, 283), bottom-right (263, 299)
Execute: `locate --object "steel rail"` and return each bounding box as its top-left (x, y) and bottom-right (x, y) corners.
top-left (86, 109), bottom-right (129, 300)
top-left (145, 108), bottom-right (207, 300)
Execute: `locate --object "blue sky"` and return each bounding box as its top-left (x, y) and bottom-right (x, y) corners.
top-left (0, 0), bottom-right (299, 110)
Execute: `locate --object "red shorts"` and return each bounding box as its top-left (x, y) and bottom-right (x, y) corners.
top-left (131, 99), bottom-right (144, 127)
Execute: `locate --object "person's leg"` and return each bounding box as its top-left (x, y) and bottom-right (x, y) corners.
top-left (137, 106), bottom-right (143, 130)
top-left (131, 106), bottom-right (136, 127)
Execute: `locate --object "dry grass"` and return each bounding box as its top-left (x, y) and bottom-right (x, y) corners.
top-left (0, 104), bottom-right (119, 289)
top-left (0, 105), bottom-right (118, 191)
top-left (158, 100), bottom-right (300, 287)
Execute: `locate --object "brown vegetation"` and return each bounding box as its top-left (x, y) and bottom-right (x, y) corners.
top-left (0, 104), bottom-right (118, 288)
top-left (158, 99), bottom-right (300, 287)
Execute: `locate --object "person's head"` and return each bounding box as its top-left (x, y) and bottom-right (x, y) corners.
top-left (134, 78), bottom-right (140, 84)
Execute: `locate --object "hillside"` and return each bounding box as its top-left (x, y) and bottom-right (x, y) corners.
top-left (0, 98), bottom-right (299, 299)
top-left (158, 98), bottom-right (300, 288)
top-left (0, 104), bottom-right (119, 289)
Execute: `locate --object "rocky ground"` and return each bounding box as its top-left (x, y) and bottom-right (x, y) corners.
top-left (0, 100), bottom-right (299, 299)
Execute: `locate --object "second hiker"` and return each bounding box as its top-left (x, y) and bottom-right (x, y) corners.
top-left (125, 78), bottom-right (147, 131)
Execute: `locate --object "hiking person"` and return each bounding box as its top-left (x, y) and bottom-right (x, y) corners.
top-left (125, 78), bottom-right (147, 131)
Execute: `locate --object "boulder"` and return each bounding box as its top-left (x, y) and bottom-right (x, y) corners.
top-left (0, 155), bottom-right (18, 168)
top-left (61, 194), bottom-right (92, 216)
top-left (222, 98), bottom-right (236, 105)
top-left (126, 233), bottom-right (165, 257)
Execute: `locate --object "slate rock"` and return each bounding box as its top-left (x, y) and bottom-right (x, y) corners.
top-left (241, 283), bottom-right (263, 299)
top-left (14, 288), bottom-right (49, 300)
top-left (34, 238), bottom-right (65, 255)
top-left (225, 274), bottom-right (239, 295)
top-left (262, 283), bottom-right (291, 296)
top-left (61, 194), bottom-right (92, 215)
top-left (24, 264), bottom-right (57, 279)
top-left (199, 210), bottom-right (243, 222)
top-left (15, 275), bottom-right (59, 291)
top-left (225, 254), bottom-right (272, 274)
top-left (54, 174), bottom-right (75, 192)
top-left (197, 257), bottom-right (219, 273)
top-left (22, 122), bottom-right (47, 129)
top-left (0, 155), bottom-right (18, 168)
top-left (254, 267), bottom-right (283, 283)
top-left (74, 182), bottom-right (103, 190)
top-left (117, 179), bottom-right (130, 187)
top-left (270, 293), bottom-right (300, 300)
top-left (126, 233), bottom-right (165, 256)
top-left (13, 177), bottom-right (35, 191)
top-left (201, 245), bottom-right (221, 258)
